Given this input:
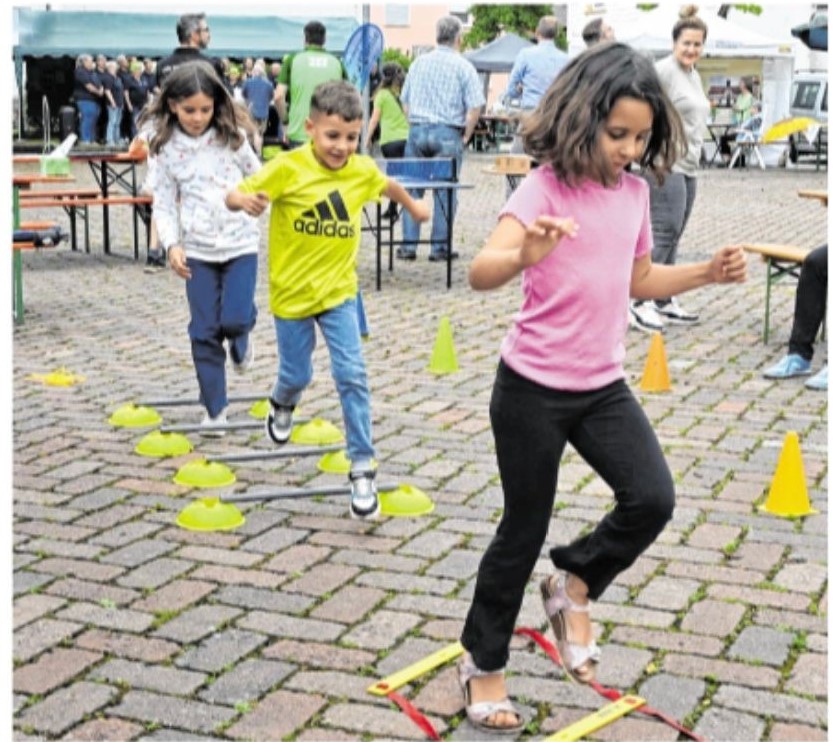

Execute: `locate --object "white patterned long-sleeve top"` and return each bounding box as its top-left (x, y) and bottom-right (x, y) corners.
top-left (154, 126), bottom-right (262, 262)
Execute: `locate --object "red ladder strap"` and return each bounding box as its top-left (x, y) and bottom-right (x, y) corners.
top-left (387, 691), bottom-right (441, 740)
top-left (514, 627), bottom-right (706, 742)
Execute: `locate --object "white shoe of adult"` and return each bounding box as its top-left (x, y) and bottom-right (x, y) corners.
top-left (629, 301), bottom-right (665, 333)
top-left (654, 298), bottom-right (699, 325)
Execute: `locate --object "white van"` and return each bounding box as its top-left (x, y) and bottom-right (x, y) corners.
top-left (788, 71), bottom-right (827, 164)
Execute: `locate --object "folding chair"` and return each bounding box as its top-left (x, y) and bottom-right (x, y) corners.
top-left (729, 111), bottom-right (766, 170)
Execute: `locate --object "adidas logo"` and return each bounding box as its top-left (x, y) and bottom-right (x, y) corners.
top-left (294, 190), bottom-right (356, 238)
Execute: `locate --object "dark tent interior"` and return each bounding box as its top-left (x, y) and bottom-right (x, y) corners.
top-left (14, 8), bottom-right (358, 137)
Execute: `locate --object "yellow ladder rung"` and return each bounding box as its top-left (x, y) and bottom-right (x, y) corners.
top-left (544, 695), bottom-right (646, 741)
top-left (366, 641), bottom-right (464, 696)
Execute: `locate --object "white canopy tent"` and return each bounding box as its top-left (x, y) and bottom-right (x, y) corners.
top-left (615, 6), bottom-right (795, 125)
top-left (568, 5), bottom-right (796, 165)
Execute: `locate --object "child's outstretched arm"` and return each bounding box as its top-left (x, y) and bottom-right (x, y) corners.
top-left (225, 189), bottom-right (270, 217)
top-left (469, 214), bottom-right (579, 291)
top-left (383, 179), bottom-right (430, 223)
top-left (630, 245), bottom-right (747, 300)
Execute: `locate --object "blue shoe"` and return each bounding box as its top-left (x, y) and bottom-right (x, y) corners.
top-left (763, 354), bottom-right (812, 379)
top-left (805, 365), bottom-right (828, 391)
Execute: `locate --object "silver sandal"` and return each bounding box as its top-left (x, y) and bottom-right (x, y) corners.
top-left (540, 572), bottom-right (601, 684)
top-left (457, 653), bottom-right (525, 736)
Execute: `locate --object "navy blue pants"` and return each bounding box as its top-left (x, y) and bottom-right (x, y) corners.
top-left (185, 254), bottom-right (257, 417)
top-left (461, 360), bottom-right (675, 671)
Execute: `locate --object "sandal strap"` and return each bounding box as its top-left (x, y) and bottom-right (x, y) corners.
top-left (543, 574), bottom-right (591, 617)
top-left (467, 698), bottom-right (521, 722)
top-left (563, 639), bottom-right (601, 670)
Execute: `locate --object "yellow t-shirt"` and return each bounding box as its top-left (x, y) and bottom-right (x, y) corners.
top-left (240, 144), bottom-right (387, 319)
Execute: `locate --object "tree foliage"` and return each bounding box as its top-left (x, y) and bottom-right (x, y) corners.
top-left (463, 5), bottom-right (559, 49)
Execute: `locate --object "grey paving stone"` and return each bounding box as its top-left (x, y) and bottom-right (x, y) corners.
top-left (16, 681), bottom-right (117, 735)
top-left (693, 707), bottom-right (766, 742)
top-left (89, 657), bottom-right (207, 695)
top-left (110, 689), bottom-right (236, 734)
top-left (198, 658), bottom-right (294, 705)
top-left (638, 674), bottom-right (706, 722)
top-left (213, 584), bottom-right (314, 615)
top-left (713, 685), bottom-right (826, 726)
top-left (729, 625), bottom-right (795, 666)
top-left (151, 605), bottom-right (243, 644)
top-left (174, 628), bottom-right (268, 673)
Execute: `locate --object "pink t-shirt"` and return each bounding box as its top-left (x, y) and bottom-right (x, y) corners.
top-left (499, 166), bottom-right (652, 391)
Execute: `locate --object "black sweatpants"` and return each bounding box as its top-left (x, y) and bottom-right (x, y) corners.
top-left (461, 360), bottom-right (675, 671)
top-left (788, 244), bottom-right (827, 361)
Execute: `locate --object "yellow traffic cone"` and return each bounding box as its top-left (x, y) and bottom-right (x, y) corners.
top-left (760, 431), bottom-right (817, 517)
top-left (639, 332), bottom-right (671, 392)
top-left (428, 316), bottom-right (459, 374)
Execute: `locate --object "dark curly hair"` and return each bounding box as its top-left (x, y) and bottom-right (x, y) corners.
top-left (522, 42), bottom-right (685, 187)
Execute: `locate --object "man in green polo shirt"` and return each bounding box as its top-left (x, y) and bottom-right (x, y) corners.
top-left (274, 21), bottom-right (346, 148)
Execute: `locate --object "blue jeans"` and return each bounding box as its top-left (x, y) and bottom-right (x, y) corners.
top-left (106, 106), bottom-right (123, 145)
top-left (185, 254), bottom-right (258, 418)
top-left (271, 298), bottom-right (374, 467)
top-left (76, 99), bottom-right (100, 143)
top-left (401, 124), bottom-right (464, 256)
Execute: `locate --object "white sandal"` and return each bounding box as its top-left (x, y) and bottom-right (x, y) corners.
top-left (540, 572), bottom-right (601, 684)
top-left (457, 653), bottom-right (525, 736)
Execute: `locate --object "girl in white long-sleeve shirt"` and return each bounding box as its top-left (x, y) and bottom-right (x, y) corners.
top-left (142, 61), bottom-right (268, 435)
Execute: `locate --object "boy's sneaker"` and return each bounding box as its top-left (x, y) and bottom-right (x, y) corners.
top-left (629, 301), bottom-right (665, 333)
top-left (349, 469), bottom-right (380, 520)
top-left (265, 401), bottom-right (294, 445)
top-left (805, 365), bottom-right (828, 391)
top-left (396, 247), bottom-right (416, 261)
top-left (763, 353), bottom-right (812, 379)
top-left (654, 298), bottom-right (699, 325)
top-left (200, 408), bottom-right (227, 438)
top-left (232, 338), bottom-right (255, 375)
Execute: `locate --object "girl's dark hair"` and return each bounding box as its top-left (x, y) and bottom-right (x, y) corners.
top-left (522, 42), bottom-right (685, 187)
top-left (379, 62), bottom-right (405, 90)
top-left (672, 4), bottom-right (708, 42)
top-left (141, 61), bottom-right (244, 155)
top-left (310, 80), bottom-right (364, 122)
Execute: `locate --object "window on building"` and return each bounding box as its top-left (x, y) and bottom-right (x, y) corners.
top-left (385, 5), bottom-right (409, 27)
top-left (450, 1), bottom-right (471, 26)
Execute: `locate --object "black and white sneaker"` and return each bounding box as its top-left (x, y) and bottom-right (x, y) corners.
top-left (655, 298), bottom-right (699, 325)
top-left (629, 301), bottom-right (665, 333)
top-left (349, 469), bottom-right (380, 520)
top-left (265, 401), bottom-right (294, 445)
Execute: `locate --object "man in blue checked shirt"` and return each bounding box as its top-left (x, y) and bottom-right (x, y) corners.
top-left (504, 16), bottom-right (568, 194)
top-left (399, 15), bottom-right (485, 263)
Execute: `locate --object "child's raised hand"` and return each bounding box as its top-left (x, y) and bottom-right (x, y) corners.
top-left (168, 246), bottom-right (191, 280)
top-left (710, 245), bottom-right (747, 284)
top-left (409, 201), bottom-right (431, 223)
top-left (520, 216), bottom-right (578, 268)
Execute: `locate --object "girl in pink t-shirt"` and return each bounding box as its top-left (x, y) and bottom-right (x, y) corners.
top-left (457, 43), bottom-right (747, 735)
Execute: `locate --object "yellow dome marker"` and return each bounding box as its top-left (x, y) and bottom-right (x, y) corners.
top-left (28, 367), bottom-right (85, 386)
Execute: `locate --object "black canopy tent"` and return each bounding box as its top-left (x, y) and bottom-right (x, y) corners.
top-left (13, 8), bottom-right (358, 137)
top-left (463, 32), bottom-right (533, 73)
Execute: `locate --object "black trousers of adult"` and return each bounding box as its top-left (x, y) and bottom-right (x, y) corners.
top-left (789, 244), bottom-right (828, 361)
top-left (461, 360), bottom-right (675, 672)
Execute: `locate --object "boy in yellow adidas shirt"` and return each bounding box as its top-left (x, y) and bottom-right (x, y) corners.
top-left (227, 79), bottom-right (429, 520)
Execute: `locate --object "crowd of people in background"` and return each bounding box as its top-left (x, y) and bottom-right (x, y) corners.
top-left (71, 41), bottom-right (285, 146)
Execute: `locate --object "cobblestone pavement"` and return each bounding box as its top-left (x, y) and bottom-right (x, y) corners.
top-left (13, 154), bottom-right (827, 741)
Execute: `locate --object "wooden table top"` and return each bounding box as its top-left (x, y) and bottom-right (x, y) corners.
top-left (797, 189), bottom-right (827, 206)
